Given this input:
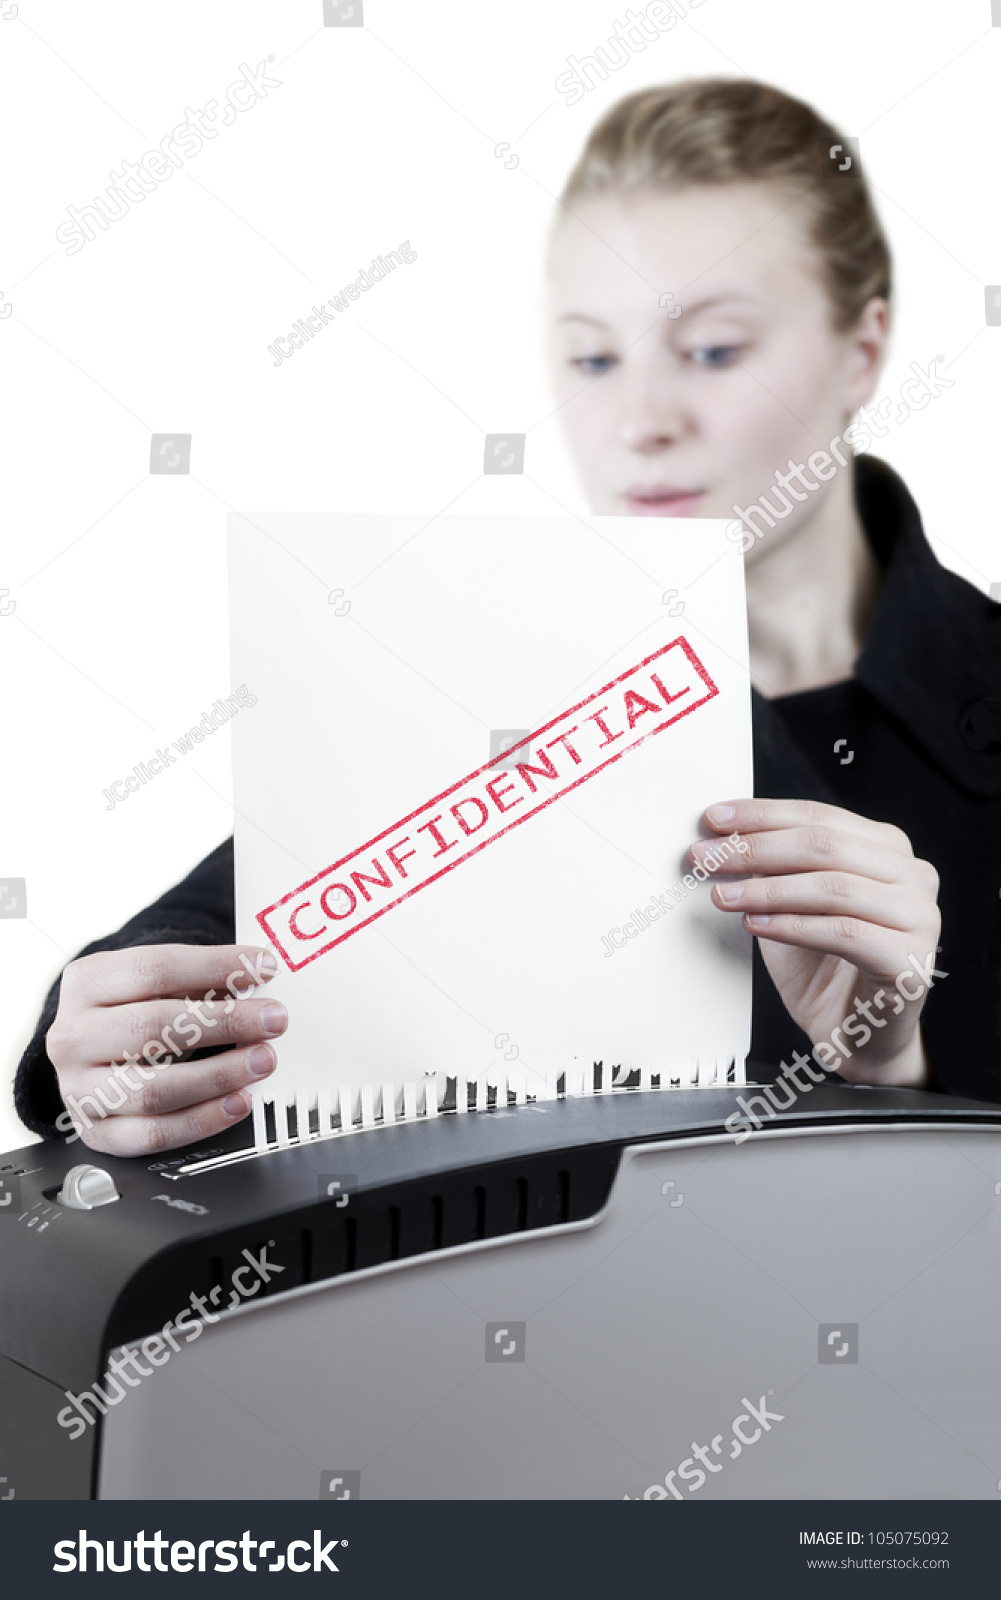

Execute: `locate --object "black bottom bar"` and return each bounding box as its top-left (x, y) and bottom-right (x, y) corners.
top-left (1, 1500), bottom-right (997, 1595)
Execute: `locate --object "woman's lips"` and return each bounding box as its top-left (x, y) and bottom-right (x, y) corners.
top-left (623, 490), bottom-right (705, 517)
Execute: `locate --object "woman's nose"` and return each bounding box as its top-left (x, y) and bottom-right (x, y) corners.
top-left (615, 368), bottom-right (688, 452)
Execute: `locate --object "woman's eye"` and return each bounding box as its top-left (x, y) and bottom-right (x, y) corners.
top-left (569, 353), bottom-right (617, 376)
top-left (688, 344), bottom-right (743, 368)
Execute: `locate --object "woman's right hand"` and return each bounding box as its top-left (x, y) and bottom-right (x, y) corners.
top-left (45, 943), bottom-right (287, 1158)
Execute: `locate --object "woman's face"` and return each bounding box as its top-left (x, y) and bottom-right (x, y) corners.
top-left (547, 183), bottom-right (885, 556)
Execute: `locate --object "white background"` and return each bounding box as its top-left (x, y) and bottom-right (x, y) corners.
top-left (2, 0), bottom-right (999, 1151)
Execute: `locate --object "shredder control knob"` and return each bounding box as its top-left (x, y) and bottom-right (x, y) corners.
top-left (57, 1165), bottom-right (120, 1210)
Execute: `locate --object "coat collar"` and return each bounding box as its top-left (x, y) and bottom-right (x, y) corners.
top-left (852, 455), bottom-right (1001, 796)
top-left (752, 456), bottom-right (1001, 799)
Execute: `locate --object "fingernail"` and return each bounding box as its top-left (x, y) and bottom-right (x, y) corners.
top-left (248, 1043), bottom-right (276, 1077)
top-left (260, 1002), bottom-right (288, 1037)
top-left (745, 913), bottom-right (771, 928)
top-left (706, 803), bottom-right (735, 825)
top-left (222, 1091), bottom-right (248, 1117)
top-left (715, 881), bottom-right (742, 904)
top-left (258, 950), bottom-right (279, 974)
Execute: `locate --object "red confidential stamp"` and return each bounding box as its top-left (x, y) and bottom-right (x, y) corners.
top-left (258, 636), bottom-right (718, 971)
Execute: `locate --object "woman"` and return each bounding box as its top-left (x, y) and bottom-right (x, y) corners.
top-left (12, 78), bottom-right (1001, 1155)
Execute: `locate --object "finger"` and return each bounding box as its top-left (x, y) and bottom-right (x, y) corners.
top-left (75, 1087), bottom-right (256, 1160)
top-left (710, 871), bottom-right (919, 933)
top-left (740, 912), bottom-right (924, 979)
top-left (64, 1042), bottom-right (278, 1123)
top-left (700, 800), bottom-right (913, 857)
top-left (691, 826), bottom-right (912, 886)
top-left (67, 991), bottom-right (288, 1065)
top-left (62, 944), bottom-right (279, 1009)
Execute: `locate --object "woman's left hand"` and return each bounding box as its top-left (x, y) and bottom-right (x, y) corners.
top-left (689, 798), bottom-right (944, 1087)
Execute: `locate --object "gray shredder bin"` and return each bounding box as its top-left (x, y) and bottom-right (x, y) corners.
top-left (2, 1080), bottom-right (1001, 1500)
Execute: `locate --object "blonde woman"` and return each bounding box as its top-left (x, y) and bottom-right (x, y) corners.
top-left (13, 80), bottom-right (1001, 1155)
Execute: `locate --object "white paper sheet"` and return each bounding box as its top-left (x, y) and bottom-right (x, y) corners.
top-left (227, 513), bottom-right (752, 1111)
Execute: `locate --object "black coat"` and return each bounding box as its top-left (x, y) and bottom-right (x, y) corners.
top-left (13, 457), bottom-right (1001, 1138)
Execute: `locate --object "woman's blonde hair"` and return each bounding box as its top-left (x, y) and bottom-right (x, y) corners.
top-left (558, 77), bottom-right (891, 332)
